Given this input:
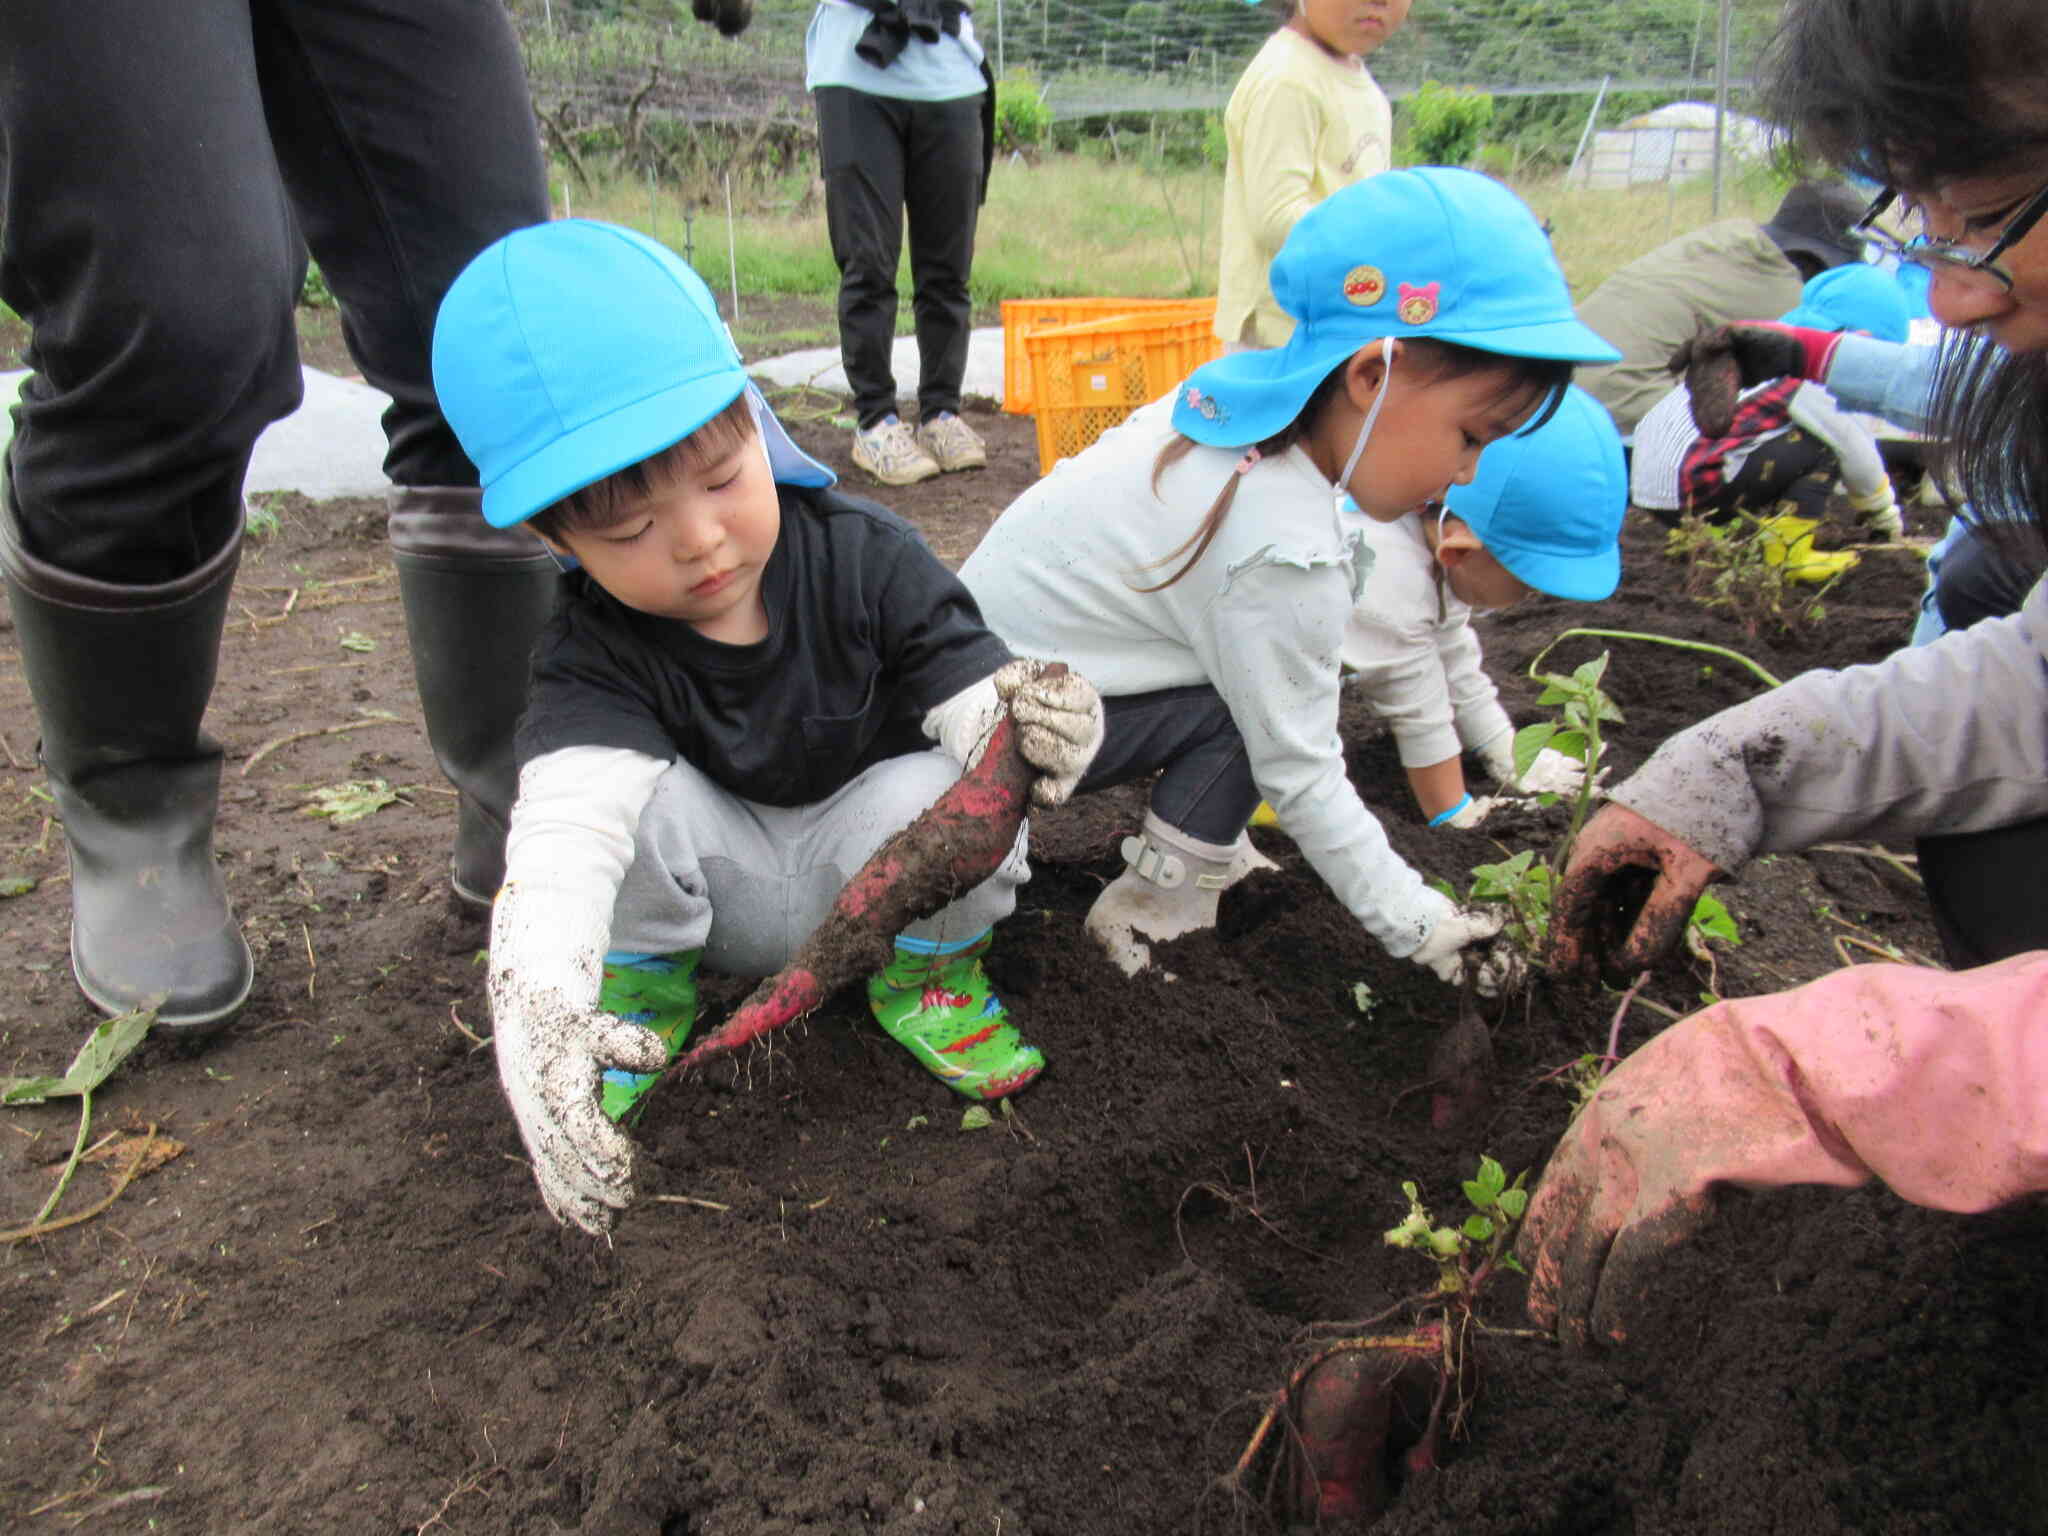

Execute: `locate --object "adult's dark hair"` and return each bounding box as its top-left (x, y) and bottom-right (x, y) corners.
top-left (1759, 0), bottom-right (2048, 562)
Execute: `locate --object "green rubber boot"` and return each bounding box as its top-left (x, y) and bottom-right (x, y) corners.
top-left (598, 950), bottom-right (702, 1124)
top-left (867, 930), bottom-right (1045, 1100)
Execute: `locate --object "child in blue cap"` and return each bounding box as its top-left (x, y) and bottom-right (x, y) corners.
top-left (961, 168), bottom-right (1620, 982)
top-left (1342, 385), bottom-right (1627, 831)
top-left (430, 220), bottom-right (1104, 1236)
top-left (1629, 261), bottom-right (1911, 536)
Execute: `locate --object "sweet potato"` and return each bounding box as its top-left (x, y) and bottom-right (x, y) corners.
top-left (1285, 1327), bottom-right (1453, 1522)
top-left (674, 693), bottom-right (1044, 1073)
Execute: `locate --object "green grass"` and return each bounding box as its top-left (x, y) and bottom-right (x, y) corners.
top-left (562, 147), bottom-right (1794, 321)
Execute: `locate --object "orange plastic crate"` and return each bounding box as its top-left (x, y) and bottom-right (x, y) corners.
top-left (1000, 296), bottom-right (1215, 414)
top-left (1022, 308), bottom-right (1225, 475)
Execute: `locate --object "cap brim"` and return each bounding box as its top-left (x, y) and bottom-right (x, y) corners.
top-left (1486, 537), bottom-right (1620, 602)
top-left (1171, 316), bottom-right (1623, 448)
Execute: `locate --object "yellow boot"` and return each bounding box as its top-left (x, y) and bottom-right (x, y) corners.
top-left (1758, 514), bottom-right (1860, 585)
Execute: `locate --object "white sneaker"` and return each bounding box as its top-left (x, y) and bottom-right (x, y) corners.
top-left (916, 411), bottom-right (988, 473)
top-left (852, 416), bottom-right (941, 487)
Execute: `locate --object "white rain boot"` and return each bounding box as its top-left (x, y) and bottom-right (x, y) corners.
top-left (1085, 812), bottom-right (1242, 977)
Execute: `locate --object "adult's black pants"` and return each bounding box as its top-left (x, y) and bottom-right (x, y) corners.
top-left (814, 84), bottom-right (983, 431)
top-left (0, 0), bottom-right (550, 584)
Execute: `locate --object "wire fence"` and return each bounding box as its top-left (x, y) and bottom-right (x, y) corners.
top-left (507, 0), bottom-right (1783, 177)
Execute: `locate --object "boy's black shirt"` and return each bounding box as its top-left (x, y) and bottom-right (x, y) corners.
top-left (514, 482), bottom-right (1012, 808)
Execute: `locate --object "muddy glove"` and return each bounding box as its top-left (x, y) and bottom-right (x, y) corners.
top-left (928, 661), bottom-right (1105, 809)
top-left (1475, 728), bottom-right (1599, 798)
top-left (1672, 321), bottom-right (1848, 437)
top-left (1407, 896), bottom-right (1522, 996)
top-left (490, 880), bottom-right (668, 1236)
top-left (1517, 953), bottom-right (2048, 1349)
top-left (1547, 803), bottom-right (1723, 983)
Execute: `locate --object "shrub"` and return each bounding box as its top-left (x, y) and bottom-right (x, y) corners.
top-left (995, 69), bottom-right (1051, 154)
top-left (1405, 80), bottom-right (1495, 168)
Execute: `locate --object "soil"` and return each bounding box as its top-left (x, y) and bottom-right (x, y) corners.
top-left (6, 368), bottom-right (2043, 1536)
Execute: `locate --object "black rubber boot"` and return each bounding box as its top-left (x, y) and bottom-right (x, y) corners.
top-left (0, 506), bottom-right (253, 1031)
top-left (388, 488), bottom-right (560, 908)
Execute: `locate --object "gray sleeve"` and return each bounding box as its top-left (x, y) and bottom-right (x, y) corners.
top-left (1612, 579), bottom-right (2048, 871)
top-left (1783, 383), bottom-right (1889, 500)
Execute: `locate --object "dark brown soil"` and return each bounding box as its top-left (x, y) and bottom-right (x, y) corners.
top-left (5, 382), bottom-right (2042, 1536)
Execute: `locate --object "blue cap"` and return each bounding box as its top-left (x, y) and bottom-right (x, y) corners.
top-left (1444, 385), bottom-right (1625, 602)
top-left (1777, 262), bottom-right (1911, 344)
top-left (433, 219), bottom-right (832, 529)
top-left (1173, 168), bottom-right (1621, 447)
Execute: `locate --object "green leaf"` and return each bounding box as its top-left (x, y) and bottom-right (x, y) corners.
top-left (1401, 1180), bottom-right (1419, 1202)
top-left (0, 874), bottom-right (36, 898)
top-left (1511, 721), bottom-right (1558, 779)
top-left (1, 1008), bottom-right (156, 1106)
top-left (1689, 890), bottom-right (1740, 944)
top-left (960, 1105), bottom-right (994, 1131)
top-left (1427, 1227), bottom-right (1464, 1258)
top-left (301, 779), bottom-right (401, 824)
top-left (338, 631), bottom-right (377, 653)
top-left (1501, 1252), bottom-right (1527, 1275)
top-left (1462, 1213), bottom-right (1495, 1241)
top-left (1548, 728), bottom-right (1590, 764)
top-left (1497, 1186), bottom-right (1529, 1220)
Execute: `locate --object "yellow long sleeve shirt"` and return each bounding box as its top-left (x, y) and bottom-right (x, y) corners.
top-left (1216, 27), bottom-right (1392, 350)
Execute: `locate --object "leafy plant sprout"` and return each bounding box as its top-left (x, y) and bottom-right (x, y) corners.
top-left (1217, 1158), bottom-right (1541, 1526)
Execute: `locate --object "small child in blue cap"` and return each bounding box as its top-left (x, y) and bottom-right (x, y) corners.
top-left (1629, 261), bottom-right (1911, 536)
top-left (430, 220), bottom-right (1104, 1236)
top-left (961, 168), bottom-right (1619, 985)
top-left (1342, 385), bottom-right (1626, 831)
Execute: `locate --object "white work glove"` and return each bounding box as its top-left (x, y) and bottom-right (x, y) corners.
top-left (993, 659), bottom-right (1104, 806)
top-left (1848, 481), bottom-right (1903, 539)
top-left (1477, 728), bottom-right (1600, 799)
top-left (489, 880), bottom-right (667, 1236)
top-left (1406, 899), bottom-right (1524, 997)
top-left (1433, 793), bottom-right (1501, 831)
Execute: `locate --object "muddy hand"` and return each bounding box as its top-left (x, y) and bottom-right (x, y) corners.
top-left (1548, 803), bottom-right (1720, 982)
top-left (1516, 1120), bottom-right (1713, 1350)
top-left (992, 659), bottom-right (1102, 807)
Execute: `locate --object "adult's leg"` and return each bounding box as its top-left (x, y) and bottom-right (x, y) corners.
top-left (0, 1), bottom-right (303, 1026)
top-left (901, 92), bottom-right (984, 421)
top-left (261, 0), bottom-right (559, 903)
top-left (816, 86), bottom-right (909, 430)
top-left (1915, 817), bottom-right (2048, 970)
top-left (1932, 521), bottom-right (2040, 633)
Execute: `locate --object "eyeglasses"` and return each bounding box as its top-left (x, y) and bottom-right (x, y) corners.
top-left (1854, 182), bottom-right (2048, 295)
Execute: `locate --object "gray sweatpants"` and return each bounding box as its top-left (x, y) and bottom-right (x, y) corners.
top-left (607, 748), bottom-right (1028, 977)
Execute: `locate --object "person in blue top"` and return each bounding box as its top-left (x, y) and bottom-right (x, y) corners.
top-left (805, 2), bottom-right (997, 487)
top-left (431, 221), bottom-right (1103, 1235)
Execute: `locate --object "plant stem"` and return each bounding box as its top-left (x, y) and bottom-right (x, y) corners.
top-left (1604, 971), bottom-right (1652, 1065)
top-left (33, 1088), bottom-right (91, 1227)
top-left (1532, 626), bottom-right (1783, 690)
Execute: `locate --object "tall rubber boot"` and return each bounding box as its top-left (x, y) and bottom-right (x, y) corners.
top-left (388, 488), bottom-right (560, 908)
top-left (0, 506), bottom-right (253, 1030)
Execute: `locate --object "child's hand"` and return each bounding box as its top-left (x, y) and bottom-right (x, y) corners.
top-left (1407, 897), bottom-right (1524, 997)
top-left (993, 658), bottom-right (1105, 807)
top-left (490, 881), bottom-right (667, 1236)
top-left (1433, 793), bottom-right (1500, 830)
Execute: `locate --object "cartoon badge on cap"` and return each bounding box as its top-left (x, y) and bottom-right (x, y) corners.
top-left (1397, 281), bottom-right (1440, 325)
top-left (1343, 265), bottom-right (1386, 307)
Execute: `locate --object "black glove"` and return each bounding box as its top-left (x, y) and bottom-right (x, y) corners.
top-left (692, 0), bottom-right (753, 38)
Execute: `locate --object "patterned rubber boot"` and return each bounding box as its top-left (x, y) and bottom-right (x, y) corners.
top-left (597, 950), bottom-right (702, 1125)
top-left (866, 930), bottom-right (1044, 1100)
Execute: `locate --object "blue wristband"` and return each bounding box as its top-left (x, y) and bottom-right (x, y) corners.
top-left (1428, 793), bottom-right (1473, 829)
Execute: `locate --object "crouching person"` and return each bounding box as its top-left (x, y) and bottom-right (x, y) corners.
top-left (433, 221), bottom-right (1102, 1234)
